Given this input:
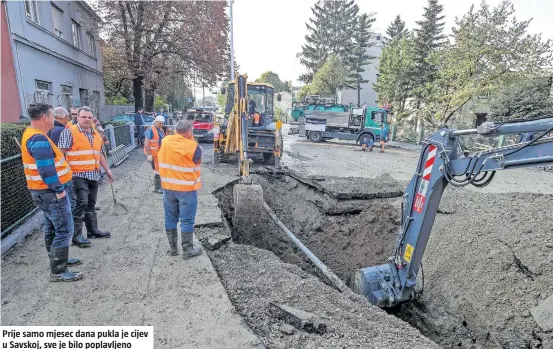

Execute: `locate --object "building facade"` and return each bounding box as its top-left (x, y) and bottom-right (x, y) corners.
top-left (4, 0), bottom-right (104, 121)
top-left (338, 33), bottom-right (384, 108)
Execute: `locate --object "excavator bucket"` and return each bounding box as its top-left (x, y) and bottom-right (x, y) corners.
top-left (232, 183), bottom-right (265, 239)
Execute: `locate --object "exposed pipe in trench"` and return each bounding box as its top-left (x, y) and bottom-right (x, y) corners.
top-left (263, 202), bottom-right (352, 294)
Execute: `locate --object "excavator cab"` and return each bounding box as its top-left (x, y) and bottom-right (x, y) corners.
top-left (215, 77), bottom-right (283, 166)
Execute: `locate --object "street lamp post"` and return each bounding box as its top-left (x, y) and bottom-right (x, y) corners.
top-left (229, 0), bottom-right (235, 79)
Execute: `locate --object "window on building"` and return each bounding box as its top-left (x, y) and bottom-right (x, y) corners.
top-left (79, 88), bottom-right (89, 106)
top-left (25, 1), bottom-right (40, 23)
top-left (51, 5), bottom-right (63, 38)
top-left (61, 85), bottom-right (73, 109)
top-left (71, 20), bottom-right (81, 48)
top-left (35, 80), bottom-right (52, 104)
top-left (92, 91), bottom-right (100, 116)
top-left (87, 33), bottom-right (96, 57)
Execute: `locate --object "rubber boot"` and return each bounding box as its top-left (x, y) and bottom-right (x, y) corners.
top-left (181, 231), bottom-right (202, 260)
top-left (50, 246), bottom-right (83, 282)
top-left (154, 174), bottom-right (163, 194)
top-left (84, 211), bottom-right (111, 238)
top-left (166, 230), bottom-right (178, 256)
top-left (72, 216), bottom-right (91, 248)
top-left (45, 236), bottom-right (81, 266)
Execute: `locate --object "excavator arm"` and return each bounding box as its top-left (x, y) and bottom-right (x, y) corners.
top-left (352, 117), bottom-right (553, 307)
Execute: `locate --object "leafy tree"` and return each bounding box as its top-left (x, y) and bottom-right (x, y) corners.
top-left (430, 0), bottom-right (552, 124)
top-left (255, 71), bottom-right (289, 92)
top-left (310, 55), bottom-right (348, 97)
top-left (385, 15), bottom-right (409, 43)
top-left (488, 77), bottom-right (553, 122)
top-left (345, 13), bottom-right (376, 105)
top-left (374, 35), bottom-right (415, 118)
top-left (98, 1), bottom-right (229, 110)
top-left (101, 42), bottom-right (132, 103)
top-left (300, 0), bottom-right (359, 83)
top-left (154, 95), bottom-right (168, 111)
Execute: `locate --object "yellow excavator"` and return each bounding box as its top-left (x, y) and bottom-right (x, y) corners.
top-left (215, 74), bottom-right (284, 231)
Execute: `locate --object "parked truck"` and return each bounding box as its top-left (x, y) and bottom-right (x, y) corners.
top-left (298, 105), bottom-right (391, 144)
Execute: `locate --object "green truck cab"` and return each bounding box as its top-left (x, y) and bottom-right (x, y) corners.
top-left (298, 105), bottom-right (391, 144)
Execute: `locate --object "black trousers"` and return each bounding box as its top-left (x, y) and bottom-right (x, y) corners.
top-left (72, 177), bottom-right (99, 218)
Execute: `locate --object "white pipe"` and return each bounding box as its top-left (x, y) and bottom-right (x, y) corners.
top-left (263, 202), bottom-right (351, 293)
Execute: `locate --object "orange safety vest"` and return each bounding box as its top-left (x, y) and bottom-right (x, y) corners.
top-left (253, 113), bottom-right (261, 123)
top-left (158, 135), bottom-right (201, 192)
top-left (21, 128), bottom-right (73, 190)
top-left (65, 125), bottom-right (103, 172)
top-left (144, 126), bottom-right (165, 157)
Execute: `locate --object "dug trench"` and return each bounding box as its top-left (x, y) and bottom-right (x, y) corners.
top-left (205, 173), bottom-right (553, 349)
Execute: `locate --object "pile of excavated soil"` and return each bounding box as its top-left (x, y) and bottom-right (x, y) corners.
top-left (407, 189), bottom-right (553, 349)
top-left (209, 242), bottom-right (439, 349)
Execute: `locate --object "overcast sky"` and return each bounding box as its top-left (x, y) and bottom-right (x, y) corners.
top-left (230, 0), bottom-right (553, 86)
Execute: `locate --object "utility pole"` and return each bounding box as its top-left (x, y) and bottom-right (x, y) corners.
top-left (229, 0), bottom-right (235, 79)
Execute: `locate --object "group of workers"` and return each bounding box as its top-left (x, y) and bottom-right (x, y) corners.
top-left (22, 102), bottom-right (203, 283)
top-left (22, 103), bottom-right (113, 282)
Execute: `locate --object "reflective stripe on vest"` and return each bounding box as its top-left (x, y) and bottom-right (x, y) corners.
top-left (157, 134), bottom-right (201, 192)
top-left (66, 125), bottom-right (103, 172)
top-left (21, 127), bottom-right (73, 190)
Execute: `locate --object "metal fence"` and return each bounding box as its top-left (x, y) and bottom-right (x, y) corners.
top-left (0, 124), bottom-right (136, 238)
top-left (1, 155), bottom-right (38, 237)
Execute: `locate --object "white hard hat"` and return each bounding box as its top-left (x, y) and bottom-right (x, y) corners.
top-left (154, 115), bottom-right (165, 123)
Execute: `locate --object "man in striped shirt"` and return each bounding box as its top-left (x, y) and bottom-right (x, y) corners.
top-left (23, 103), bottom-right (82, 281)
top-left (59, 107), bottom-right (114, 247)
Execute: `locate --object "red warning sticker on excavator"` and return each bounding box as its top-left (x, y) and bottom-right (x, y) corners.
top-left (413, 193), bottom-right (426, 213)
top-left (404, 243), bottom-right (414, 263)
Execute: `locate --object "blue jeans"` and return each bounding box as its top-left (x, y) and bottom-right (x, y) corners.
top-left (163, 190), bottom-right (198, 233)
top-left (31, 182), bottom-right (74, 249)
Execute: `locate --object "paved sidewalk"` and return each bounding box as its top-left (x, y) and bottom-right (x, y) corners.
top-left (1, 150), bottom-right (260, 349)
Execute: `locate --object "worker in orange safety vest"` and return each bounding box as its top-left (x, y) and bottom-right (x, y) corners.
top-left (144, 115), bottom-right (166, 193)
top-left (157, 119), bottom-right (203, 259)
top-left (21, 103), bottom-right (83, 282)
top-left (59, 106), bottom-right (114, 248)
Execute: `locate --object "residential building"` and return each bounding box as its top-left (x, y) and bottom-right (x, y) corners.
top-left (3, 0), bottom-right (105, 121)
top-left (338, 33), bottom-right (384, 107)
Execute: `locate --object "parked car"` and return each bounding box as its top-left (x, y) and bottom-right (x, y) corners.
top-left (189, 111), bottom-right (217, 142)
top-left (108, 113), bottom-right (154, 126)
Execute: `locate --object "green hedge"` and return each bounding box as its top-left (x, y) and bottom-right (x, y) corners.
top-left (1, 123), bottom-right (28, 158)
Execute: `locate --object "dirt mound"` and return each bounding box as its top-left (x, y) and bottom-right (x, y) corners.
top-left (209, 242), bottom-right (439, 349)
top-left (408, 189), bottom-right (553, 348)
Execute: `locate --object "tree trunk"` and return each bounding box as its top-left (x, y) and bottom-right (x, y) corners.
top-left (145, 88), bottom-right (155, 112)
top-left (133, 76), bottom-right (144, 111)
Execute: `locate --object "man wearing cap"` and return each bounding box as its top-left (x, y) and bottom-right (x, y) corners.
top-left (144, 115), bottom-right (166, 193)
